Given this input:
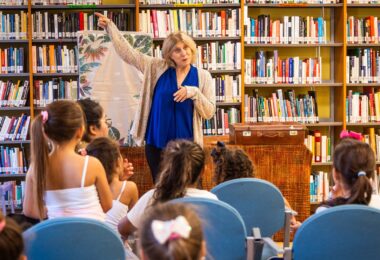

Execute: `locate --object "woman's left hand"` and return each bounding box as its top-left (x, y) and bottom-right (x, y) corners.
top-left (173, 86), bottom-right (188, 102)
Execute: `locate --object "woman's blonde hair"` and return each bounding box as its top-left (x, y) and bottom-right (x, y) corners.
top-left (162, 31), bottom-right (197, 67)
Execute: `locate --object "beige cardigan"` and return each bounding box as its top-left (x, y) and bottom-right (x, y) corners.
top-left (106, 23), bottom-right (216, 147)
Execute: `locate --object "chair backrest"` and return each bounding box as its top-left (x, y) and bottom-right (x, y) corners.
top-left (211, 178), bottom-right (285, 237)
top-left (292, 205), bottom-right (380, 260)
top-left (23, 217), bottom-right (126, 260)
top-left (171, 197), bottom-right (247, 260)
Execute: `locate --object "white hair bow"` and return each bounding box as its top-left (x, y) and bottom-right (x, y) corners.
top-left (151, 216), bottom-right (192, 244)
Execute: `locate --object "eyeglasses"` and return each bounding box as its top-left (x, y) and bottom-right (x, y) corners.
top-left (105, 117), bottom-right (112, 128)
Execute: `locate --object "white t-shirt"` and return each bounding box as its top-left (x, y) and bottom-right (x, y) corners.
top-left (127, 188), bottom-right (218, 229)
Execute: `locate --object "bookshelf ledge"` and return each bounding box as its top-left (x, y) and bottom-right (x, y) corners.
top-left (245, 83), bottom-right (343, 88)
top-left (139, 3), bottom-right (240, 9)
top-left (153, 36), bottom-right (241, 42)
top-left (0, 107), bottom-right (31, 111)
top-left (0, 174), bottom-right (27, 180)
top-left (0, 140), bottom-right (30, 145)
top-left (312, 162), bottom-right (333, 166)
top-left (31, 4), bottom-right (136, 10)
top-left (0, 73), bottom-right (29, 77)
top-left (246, 3), bottom-right (343, 7)
top-left (245, 43), bottom-right (343, 47)
top-left (346, 122), bottom-right (380, 127)
top-left (33, 73), bottom-right (79, 77)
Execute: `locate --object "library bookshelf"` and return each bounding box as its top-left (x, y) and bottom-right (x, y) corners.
top-left (1, 0), bottom-right (380, 212)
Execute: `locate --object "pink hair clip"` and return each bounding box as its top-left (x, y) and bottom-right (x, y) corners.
top-left (41, 111), bottom-right (49, 124)
top-left (0, 219), bottom-right (6, 232)
top-left (79, 148), bottom-right (88, 156)
top-left (340, 130), bottom-right (362, 141)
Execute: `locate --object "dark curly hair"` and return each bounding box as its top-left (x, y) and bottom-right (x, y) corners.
top-left (77, 98), bottom-right (104, 143)
top-left (152, 140), bottom-right (205, 205)
top-left (323, 138), bottom-right (375, 207)
top-left (86, 137), bottom-right (121, 184)
top-left (211, 142), bottom-right (255, 185)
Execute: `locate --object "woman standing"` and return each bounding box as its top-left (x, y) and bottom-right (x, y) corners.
top-left (96, 13), bottom-right (216, 183)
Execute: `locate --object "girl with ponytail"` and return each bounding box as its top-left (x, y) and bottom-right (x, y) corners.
top-left (316, 137), bottom-right (379, 212)
top-left (23, 100), bottom-right (113, 220)
top-left (118, 139), bottom-right (218, 238)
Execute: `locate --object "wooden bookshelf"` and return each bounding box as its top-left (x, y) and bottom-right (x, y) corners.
top-left (152, 36), bottom-right (241, 42)
top-left (31, 4), bottom-right (136, 10)
top-left (2, 0), bottom-right (380, 212)
top-left (246, 3), bottom-right (343, 7)
top-left (139, 3), bottom-right (240, 8)
top-left (245, 82), bottom-right (343, 87)
top-left (245, 43), bottom-right (343, 47)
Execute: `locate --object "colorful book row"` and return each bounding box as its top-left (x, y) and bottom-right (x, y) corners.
top-left (0, 115), bottom-right (30, 142)
top-left (244, 52), bottom-right (322, 84)
top-left (310, 171), bottom-right (330, 203)
top-left (33, 79), bottom-right (78, 107)
top-left (0, 80), bottom-right (29, 107)
top-left (244, 89), bottom-right (319, 123)
top-left (0, 181), bottom-right (25, 210)
top-left (346, 48), bottom-right (380, 84)
top-left (305, 130), bottom-right (332, 163)
top-left (246, 0), bottom-right (340, 3)
top-left (153, 42), bottom-right (241, 70)
top-left (0, 47), bottom-right (25, 74)
top-left (362, 127), bottom-right (380, 161)
top-left (31, 0), bottom-right (102, 4)
top-left (140, 0), bottom-right (239, 3)
top-left (203, 107), bottom-right (240, 136)
top-left (0, 0), bottom-right (27, 5)
top-left (347, 16), bottom-right (380, 44)
top-left (32, 11), bottom-right (130, 39)
top-left (214, 75), bottom-right (241, 103)
top-left (346, 89), bottom-right (380, 123)
top-left (32, 45), bottom-right (78, 73)
top-left (0, 12), bottom-right (28, 40)
top-left (244, 13), bottom-right (327, 45)
top-left (0, 147), bottom-right (28, 175)
top-left (139, 9), bottom-right (240, 38)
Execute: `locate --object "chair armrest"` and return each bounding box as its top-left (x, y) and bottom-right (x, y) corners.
top-left (283, 246), bottom-right (292, 260)
top-left (283, 210), bottom-right (293, 248)
top-left (262, 237), bottom-right (284, 254)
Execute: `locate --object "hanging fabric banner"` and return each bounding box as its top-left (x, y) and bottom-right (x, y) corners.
top-left (77, 30), bottom-right (152, 144)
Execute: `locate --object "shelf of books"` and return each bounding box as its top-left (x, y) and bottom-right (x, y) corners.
top-left (345, 0), bottom-right (380, 205)
top-left (1, 0), bottom-right (31, 206)
top-left (242, 0), bottom-right (345, 206)
top-left (137, 0), bottom-right (242, 136)
top-left (2, 0), bottom-right (380, 210)
top-left (0, 0), bottom-right (139, 212)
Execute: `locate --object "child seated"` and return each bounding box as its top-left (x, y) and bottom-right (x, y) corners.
top-left (0, 212), bottom-right (26, 260)
top-left (86, 137), bottom-right (138, 234)
top-left (138, 202), bottom-right (206, 260)
top-left (317, 136), bottom-right (379, 212)
top-left (118, 139), bottom-right (218, 238)
top-left (211, 141), bottom-right (300, 226)
top-left (23, 100), bottom-right (113, 220)
top-left (291, 132), bottom-right (379, 231)
top-left (77, 98), bottom-right (134, 180)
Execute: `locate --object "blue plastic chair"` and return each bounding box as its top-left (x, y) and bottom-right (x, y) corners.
top-left (23, 217), bottom-right (126, 260)
top-left (211, 178), bottom-right (292, 259)
top-left (171, 197), bottom-right (247, 260)
top-left (211, 178), bottom-right (289, 238)
top-left (289, 205), bottom-right (380, 260)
